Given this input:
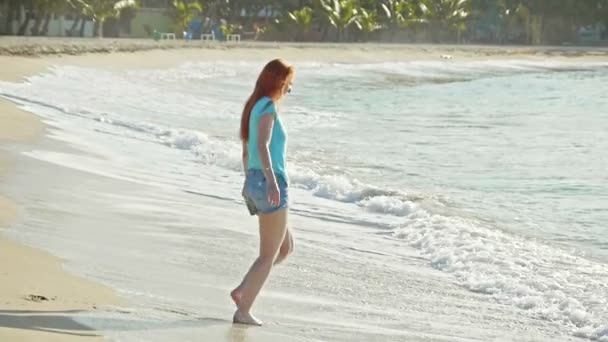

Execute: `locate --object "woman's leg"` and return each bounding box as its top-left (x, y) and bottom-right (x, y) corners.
top-left (274, 228), bottom-right (294, 265)
top-left (231, 225), bottom-right (292, 305)
top-left (232, 208), bottom-right (287, 325)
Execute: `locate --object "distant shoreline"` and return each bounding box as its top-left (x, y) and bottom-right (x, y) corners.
top-left (2, 36), bottom-right (608, 57)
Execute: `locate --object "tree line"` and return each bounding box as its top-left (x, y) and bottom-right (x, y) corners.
top-left (1, 0), bottom-right (607, 44)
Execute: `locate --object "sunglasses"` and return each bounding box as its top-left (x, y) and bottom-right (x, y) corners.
top-left (285, 83), bottom-right (293, 94)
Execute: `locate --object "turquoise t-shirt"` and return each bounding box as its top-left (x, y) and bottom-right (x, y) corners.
top-left (247, 96), bottom-right (288, 182)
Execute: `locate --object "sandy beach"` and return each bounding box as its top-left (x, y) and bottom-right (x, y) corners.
top-left (0, 56), bottom-right (119, 341)
top-left (1, 38), bottom-right (607, 341)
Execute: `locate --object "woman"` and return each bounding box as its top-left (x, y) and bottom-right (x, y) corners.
top-left (231, 59), bottom-right (295, 326)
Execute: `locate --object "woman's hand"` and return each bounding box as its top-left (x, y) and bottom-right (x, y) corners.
top-left (267, 181), bottom-right (280, 206)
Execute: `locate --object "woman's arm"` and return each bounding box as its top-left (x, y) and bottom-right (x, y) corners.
top-left (257, 114), bottom-right (277, 187)
top-left (241, 140), bottom-right (248, 174)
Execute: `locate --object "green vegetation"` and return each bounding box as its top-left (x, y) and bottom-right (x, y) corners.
top-left (167, 0), bottom-right (202, 37)
top-left (1, 0), bottom-right (607, 44)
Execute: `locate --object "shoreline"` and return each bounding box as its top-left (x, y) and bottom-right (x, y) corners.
top-left (1, 36), bottom-right (608, 58)
top-left (0, 58), bottom-right (121, 341)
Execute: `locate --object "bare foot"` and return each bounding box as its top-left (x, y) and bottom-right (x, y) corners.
top-left (230, 288), bottom-right (242, 306)
top-left (233, 309), bottom-right (262, 326)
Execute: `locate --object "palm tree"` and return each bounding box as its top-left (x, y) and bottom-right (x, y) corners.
top-left (288, 6), bottom-right (313, 41)
top-left (355, 8), bottom-right (380, 41)
top-left (28, 0), bottom-right (66, 36)
top-left (380, 0), bottom-right (417, 40)
top-left (2, 0), bottom-right (20, 35)
top-left (167, 0), bottom-right (203, 37)
top-left (16, 0), bottom-right (35, 36)
top-left (318, 0), bottom-right (360, 42)
top-left (30, 0), bottom-right (47, 35)
top-left (419, 0), bottom-right (471, 42)
top-left (64, 0), bottom-right (86, 36)
top-left (598, 1), bottom-right (608, 37)
top-left (70, 0), bottom-right (138, 37)
top-left (43, 0), bottom-right (69, 35)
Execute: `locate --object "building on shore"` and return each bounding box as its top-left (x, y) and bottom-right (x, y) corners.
top-left (123, 0), bottom-right (173, 38)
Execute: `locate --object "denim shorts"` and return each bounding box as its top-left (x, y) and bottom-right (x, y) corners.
top-left (243, 169), bottom-right (289, 215)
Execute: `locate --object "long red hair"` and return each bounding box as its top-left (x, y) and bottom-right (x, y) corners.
top-left (240, 59), bottom-right (294, 142)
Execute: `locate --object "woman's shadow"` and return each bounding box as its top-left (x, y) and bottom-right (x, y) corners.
top-left (0, 308), bottom-right (251, 340)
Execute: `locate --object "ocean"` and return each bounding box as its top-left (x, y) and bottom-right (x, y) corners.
top-left (1, 56), bottom-right (607, 341)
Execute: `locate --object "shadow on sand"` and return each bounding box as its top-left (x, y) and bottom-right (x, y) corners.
top-left (0, 308), bottom-right (255, 340)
